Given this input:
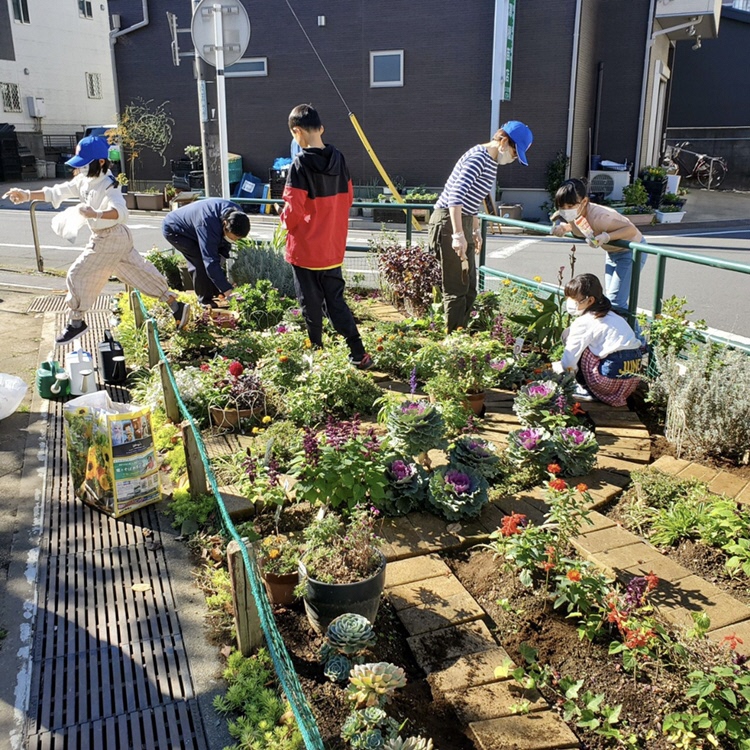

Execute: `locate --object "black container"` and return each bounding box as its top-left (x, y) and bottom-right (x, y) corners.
top-left (98, 330), bottom-right (127, 384)
top-left (298, 550), bottom-right (386, 634)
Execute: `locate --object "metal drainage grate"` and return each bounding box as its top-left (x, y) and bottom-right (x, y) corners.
top-left (27, 294), bottom-right (113, 314)
top-left (25, 309), bottom-right (208, 750)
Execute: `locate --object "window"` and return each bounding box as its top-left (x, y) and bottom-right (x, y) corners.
top-left (85, 73), bottom-right (102, 99)
top-left (78, 0), bottom-right (93, 19)
top-left (370, 50), bottom-right (404, 88)
top-left (12, 0), bottom-right (30, 23)
top-left (225, 57), bottom-right (268, 78)
top-left (1, 83), bottom-right (22, 113)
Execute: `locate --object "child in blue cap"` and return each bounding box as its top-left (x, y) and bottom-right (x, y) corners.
top-left (3, 136), bottom-right (189, 344)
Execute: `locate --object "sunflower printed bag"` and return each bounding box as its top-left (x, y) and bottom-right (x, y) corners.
top-left (63, 391), bottom-right (161, 518)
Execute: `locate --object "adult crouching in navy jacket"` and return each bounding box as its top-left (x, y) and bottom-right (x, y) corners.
top-left (162, 198), bottom-right (250, 307)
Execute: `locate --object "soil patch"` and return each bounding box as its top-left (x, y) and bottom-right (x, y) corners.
top-left (449, 548), bottom-right (691, 750)
top-left (273, 599), bottom-right (474, 750)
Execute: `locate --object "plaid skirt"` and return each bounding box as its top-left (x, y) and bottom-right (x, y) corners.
top-left (580, 348), bottom-right (641, 407)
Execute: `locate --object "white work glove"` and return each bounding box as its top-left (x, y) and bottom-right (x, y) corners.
top-left (451, 232), bottom-right (467, 259)
top-left (551, 222), bottom-right (571, 238)
top-left (551, 361), bottom-right (564, 374)
top-left (78, 205), bottom-right (102, 219)
top-left (595, 232), bottom-right (610, 246)
top-left (472, 229), bottom-right (482, 254)
top-left (2, 188), bottom-right (31, 204)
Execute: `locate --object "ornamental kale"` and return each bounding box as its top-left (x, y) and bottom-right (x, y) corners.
top-left (426, 465), bottom-right (489, 521)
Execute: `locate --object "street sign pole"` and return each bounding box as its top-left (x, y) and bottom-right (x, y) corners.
top-left (212, 3), bottom-right (230, 199)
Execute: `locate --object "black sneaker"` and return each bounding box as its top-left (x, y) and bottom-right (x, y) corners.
top-left (55, 320), bottom-right (88, 345)
top-left (351, 353), bottom-right (374, 371)
top-left (173, 301), bottom-right (191, 330)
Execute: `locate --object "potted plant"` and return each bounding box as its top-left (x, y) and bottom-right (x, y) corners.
top-left (184, 144), bottom-right (203, 171)
top-left (116, 172), bottom-right (136, 210)
top-left (404, 188), bottom-right (438, 222)
top-left (135, 186), bottom-right (166, 211)
top-left (621, 179), bottom-right (655, 226)
top-left (655, 203), bottom-right (686, 224)
top-left (200, 358), bottom-right (267, 430)
top-left (297, 506), bottom-right (386, 633)
top-left (258, 533), bottom-right (300, 606)
top-left (638, 165), bottom-right (668, 208)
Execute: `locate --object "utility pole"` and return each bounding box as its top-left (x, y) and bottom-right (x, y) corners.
top-left (192, 0), bottom-right (222, 196)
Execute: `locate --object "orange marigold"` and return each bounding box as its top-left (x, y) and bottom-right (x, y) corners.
top-left (572, 402), bottom-right (585, 416)
top-left (279, 355), bottom-right (289, 363)
top-left (549, 478), bottom-right (568, 492)
top-left (644, 572), bottom-right (659, 592)
top-left (566, 569), bottom-right (582, 582)
top-left (576, 483), bottom-right (589, 493)
top-left (547, 463), bottom-right (562, 475)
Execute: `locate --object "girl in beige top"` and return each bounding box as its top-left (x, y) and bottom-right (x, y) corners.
top-left (551, 178), bottom-right (646, 311)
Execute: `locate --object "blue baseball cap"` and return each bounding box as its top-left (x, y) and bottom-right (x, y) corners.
top-left (65, 136), bottom-right (111, 168)
top-left (501, 121), bottom-right (533, 166)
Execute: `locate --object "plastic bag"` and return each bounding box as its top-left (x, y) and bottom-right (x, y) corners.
top-left (51, 205), bottom-right (88, 243)
top-left (0, 373), bottom-right (28, 420)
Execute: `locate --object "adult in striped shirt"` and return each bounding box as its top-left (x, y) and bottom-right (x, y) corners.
top-left (428, 120), bottom-right (533, 333)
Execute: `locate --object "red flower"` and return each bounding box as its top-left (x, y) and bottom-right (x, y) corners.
top-left (549, 478), bottom-right (568, 492)
top-left (624, 629), bottom-right (654, 649)
top-left (566, 569), bottom-right (582, 582)
top-left (279, 355), bottom-right (289, 363)
top-left (200, 363), bottom-right (210, 372)
top-left (576, 483), bottom-right (589, 493)
top-left (721, 633), bottom-right (744, 651)
top-left (572, 402), bottom-right (585, 416)
top-left (228, 361), bottom-right (244, 378)
top-left (500, 512), bottom-right (527, 537)
top-left (547, 463), bottom-right (562, 475)
top-left (644, 571), bottom-right (659, 592)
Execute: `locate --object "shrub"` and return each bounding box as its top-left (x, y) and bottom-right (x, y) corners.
top-left (145, 247), bottom-right (186, 290)
top-left (229, 279), bottom-right (296, 331)
top-left (374, 241), bottom-right (441, 318)
top-left (230, 224), bottom-right (295, 297)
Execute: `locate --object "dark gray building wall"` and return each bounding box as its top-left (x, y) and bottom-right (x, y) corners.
top-left (668, 9), bottom-right (750, 128)
top-left (594, 0), bottom-right (650, 167)
top-left (570, 0), bottom-right (600, 180)
top-left (0, 0), bottom-right (15, 61)
top-left (113, 0), bottom-right (498, 188)
top-left (495, 0), bottom-right (577, 190)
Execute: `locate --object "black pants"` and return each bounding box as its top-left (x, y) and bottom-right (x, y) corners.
top-left (291, 265), bottom-right (365, 361)
top-left (163, 229), bottom-right (222, 306)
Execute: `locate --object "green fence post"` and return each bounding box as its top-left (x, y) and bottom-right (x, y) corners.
top-left (405, 207), bottom-right (412, 245)
top-left (479, 218), bottom-right (488, 292)
top-left (653, 253), bottom-right (667, 316)
top-left (627, 247), bottom-right (642, 323)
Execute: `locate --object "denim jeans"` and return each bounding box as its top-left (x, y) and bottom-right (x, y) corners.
top-left (604, 250), bottom-right (647, 312)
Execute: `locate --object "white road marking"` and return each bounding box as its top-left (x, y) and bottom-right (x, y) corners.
top-left (488, 238), bottom-right (541, 259)
top-left (0, 243), bottom-right (78, 251)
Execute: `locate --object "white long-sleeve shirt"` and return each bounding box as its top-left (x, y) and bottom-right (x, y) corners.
top-left (42, 171), bottom-right (128, 231)
top-left (561, 311), bottom-right (642, 373)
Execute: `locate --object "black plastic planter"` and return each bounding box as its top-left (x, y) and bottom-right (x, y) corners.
top-left (299, 550), bottom-right (387, 633)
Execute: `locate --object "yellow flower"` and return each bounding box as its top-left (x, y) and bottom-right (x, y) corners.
top-left (304, 338), bottom-right (312, 349)
top-left (533, 275), bottom-right (542, 282)
top-left (502, 279), bottom-right (511, 287)
top-left (268, 549), bottom-right (280, 559)
top-left (262, 415), bottom-right (272, 424)
top-left (510, 288), bottom-right (518, 294)
top-left (527, 291), bottom-right (534, 298)
top-left (252, 427), bottom-right (260, 434)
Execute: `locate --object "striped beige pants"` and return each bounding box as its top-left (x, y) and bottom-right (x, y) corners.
top-left (66, 224), bottom-right (172, 322)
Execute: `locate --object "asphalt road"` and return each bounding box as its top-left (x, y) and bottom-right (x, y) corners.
top-left (1, 207), bottom-right (748, 339)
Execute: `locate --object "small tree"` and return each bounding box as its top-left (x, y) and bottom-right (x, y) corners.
top-left (107, 98), bottom-right (174, 186)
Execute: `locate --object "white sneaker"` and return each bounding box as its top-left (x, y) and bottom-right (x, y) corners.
top-left (573, 384), bottom-right (596, 402)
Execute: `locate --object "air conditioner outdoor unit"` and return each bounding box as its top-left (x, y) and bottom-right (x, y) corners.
top-left (589, 170), bottom-right (630, 201)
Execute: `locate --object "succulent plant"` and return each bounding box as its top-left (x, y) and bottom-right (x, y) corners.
top-left (385, 400), bottom-right (446, 460)
top-left (384, 737), bottom-right (434, 750)
top-left (325, 613), bottom-right (376, 656)
top-left (380, 458), bottom-right (426, 516)
top-left (323, 653), bottom-right (352, 683)
top-left (426, 465), bottom-right (489, 521)
top-left (448, 436), bottom-right (502, 480)
top-left (347, 662), bottom-right (408, 708)
top-left (341, 707), bottom-right (400, 748)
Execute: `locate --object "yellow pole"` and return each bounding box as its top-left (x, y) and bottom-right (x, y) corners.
top-left (348, 112), bottom-right (422, 232)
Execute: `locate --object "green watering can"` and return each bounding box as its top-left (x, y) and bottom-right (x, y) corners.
top-left (36, 358), bottom-right (70, 400)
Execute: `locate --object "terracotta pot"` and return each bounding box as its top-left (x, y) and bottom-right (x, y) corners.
top-left (465, 391), bottom-right (486, 416)
top-left (209, 405), bottom-right (259, 429)
top-left (262, 570), bottom-right (299, 606)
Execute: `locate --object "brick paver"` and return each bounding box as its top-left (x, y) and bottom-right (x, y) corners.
top-left (397, 591), bottom-right (485, 636)
top-left (451, 681), bottom-right (547, 723)
top-left (470, 712), bottom-right (580, 750)
top-left (384, 553), bottom-right (452, 588)
top-left (407, 620), bottom-right (497, 674)
top-left (388, 575), bottom-right (469, 610)
top-left (428, 648), bottom-right (516, 694)
top-left (571, 525), bottom-right (644, 556)
top-left (677, 462), bottom-right (721, 483)
top-left (708, 471), bottom-right (749, 499)
top-left (649, 455), bottom-right (691, 474)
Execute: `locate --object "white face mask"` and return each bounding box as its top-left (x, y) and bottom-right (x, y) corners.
top-left (558, 207), bottom-right (580, 222)
top-left (565, 298), bottom-right (584, 316)
top-left (496, 148), bottom-right (516, 166)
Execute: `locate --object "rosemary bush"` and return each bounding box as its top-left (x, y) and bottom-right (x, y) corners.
top-left (230, 224), bottom-right (295, 297)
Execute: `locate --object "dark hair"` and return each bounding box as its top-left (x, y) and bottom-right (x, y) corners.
top-left (223, 210), bottom-right (250, 237)
top-left (554, 178), bottom-right (588, 209)
top-left (564, 273), bottom-right (612, 318)
top-left (86, 159), bottom-right (110, 178)
top-left (491, 128), bottom-right (516, 150)
top-left (289, 104), bottom-right (322, 131)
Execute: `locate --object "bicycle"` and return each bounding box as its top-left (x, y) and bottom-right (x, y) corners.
top-left (662, 141), bottom-right (728, 189)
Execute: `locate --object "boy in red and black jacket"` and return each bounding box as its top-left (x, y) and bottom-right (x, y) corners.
top-left (281, 104), bottom-right (372, 369)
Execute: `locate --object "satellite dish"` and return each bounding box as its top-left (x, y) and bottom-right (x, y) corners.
top-left (191, 0), bottom-right (251, 68)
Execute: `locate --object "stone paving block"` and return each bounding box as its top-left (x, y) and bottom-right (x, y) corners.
top-left (708, 620), bottom-right (750, 657)
top-left (380, 516), bottom-right (434, 560)
top-left (583, 510), bottom-right (619, 533)
top-left (590, 542), bottom-right (661, 578)
top-left (596, 424), bottom-right (652, 439)
top-left (677, 463), bottom-right (721, 483)
top-left (384, 554), bottom-right (452, 589)
top-left (597, 433), bottom-right (652, 453)
top-left (408, 511), bottom-right (462, 549)
top-left (449, 681), bottom-right (547, 723)
top-left (708, 471), bottom-right (749, 500)
top-left (571, 525), bottom-right (644, 556)
top-left (652, 575), bottom-right (750, 633)
top-left (428, 647), bottom-right (516, 694)
top-left (477, 502), bottom-right (505, 534)
top-left (564, 469), bottom-right (630, 503)
top-left (218, 486), bottom-right (256, 523)
top-left (397, 590), bottom-right (485, 636)
top-left (470, 712), bottom-right (580, 750)
top-left (407, 620), bottom-right (497, 674)
top-left (388, 575), bottom-right (468, 611)
top-left (623, 554), bottom-right (693, 584)
top-left (735, 482), bottom-right (750, 506)
top-left (650, 455), bottom-right (692, 474)
top-left (595, 453), bottom-right (646, 476)
top-left (597, 444), bottom-right (651, 464)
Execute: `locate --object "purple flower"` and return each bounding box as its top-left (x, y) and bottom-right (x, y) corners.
top-left (243, 455), bottom-right (258, 483)
top-left (445, 470), bottom-right (472, 494)
top-left (276, 324), bottom-right (288, 334)
top-left (290, 308), bottom-right (301, 317)
top-left (490, 359), bottom-right (508, 372)
top-left (470, 310), bottom-right (479, 318)
top-left (624, 576), bottom-right (648, 611)
top-left (409, 367), bottom-right (418, 395)
top-left (267, 457), bottom-right (280, 487)
top-left (390, 460), bottom-right (415, 482)
top-left (401, 400), bottom-right (427, 414)
top-left (527, 383), bottom-right (553, 398)
top-left (517, 428), bottom-right (543, 451)
top-left (467, 440), bottom-right (491, 457)
top-left (555, 394), bottom-right (567, 413)
top-left (303, 427), bottom-right (321, 466)
top-left (561, 427), bottom-right (586, 445)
